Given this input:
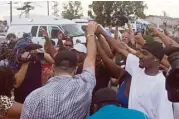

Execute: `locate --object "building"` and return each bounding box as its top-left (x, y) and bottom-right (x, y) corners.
top-left (145, 15), bottom-right (179, 28)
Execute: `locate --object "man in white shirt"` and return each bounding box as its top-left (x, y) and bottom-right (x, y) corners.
top-left (124, 42), bottom-right (174, 119)
top-left (96, 25), bottom-right (174, 119)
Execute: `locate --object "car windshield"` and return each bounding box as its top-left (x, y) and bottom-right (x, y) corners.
top-left (81, 25), bottom-right (87, 32)
top-left (61, 24), bottom-right (85, 37)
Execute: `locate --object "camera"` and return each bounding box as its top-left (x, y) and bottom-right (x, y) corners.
top-left (164, 46), bottom-right (179, 102)
top-left (112, 10), bottom-right (129, 27)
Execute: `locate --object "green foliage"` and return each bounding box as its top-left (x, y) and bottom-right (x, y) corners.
top-left (62, 1), bottom-right (83, 20)
top-left (89, 1), bottom-right (147, 26)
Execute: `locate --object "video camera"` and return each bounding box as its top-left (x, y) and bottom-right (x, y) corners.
top-left (111, 10), bottom-right (129, 27)
top-left (0, 32), bottom-right (42, 65)
top-left (165, 46), bottom-right (179, 102)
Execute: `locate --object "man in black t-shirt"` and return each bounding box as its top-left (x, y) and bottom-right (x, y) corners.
top-left (14, 61), bottom-right (42, 103)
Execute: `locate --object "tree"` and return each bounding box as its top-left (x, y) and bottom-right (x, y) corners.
top-left (89, 1), bottom-right (147, 26)
top-left (62, 1), bottom-right (83, 19)
top-left (16, 2), bottom-right (34, 18)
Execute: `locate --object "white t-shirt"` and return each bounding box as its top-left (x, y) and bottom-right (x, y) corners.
top-left (173, 103), bottom-right (179, 119)
top-left (125, 54), bottom-right (174, 119)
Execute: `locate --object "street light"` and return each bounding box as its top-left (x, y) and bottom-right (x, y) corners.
top-left (47, 1), bottom-right (50, 16)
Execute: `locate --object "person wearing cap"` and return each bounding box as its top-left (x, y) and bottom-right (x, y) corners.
top-left (13, 35), bottom-right (54, 104)
top-left (96, 25), bottom-right (174, 119)
top-left (72, 43), bottom-right (87, 63)
top-left (64, 37), bottom-right (73, 50)
top-left (20, 22), bottom-right (98, 119)
top-left (70, 43), bottom-right (87, 74)
top-left (88, 88), bottom-right (148, 119)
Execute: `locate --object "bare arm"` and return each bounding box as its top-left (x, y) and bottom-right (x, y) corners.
top-left (41, 28), bottom-right (57, 60)
top-left (114, 26), bottom-right (119, 40)
top-left (158, 32), bottom-right (179, 47)
top-left (96, 34), bottom-right (113, 59)
top-left (44, 53), bottom-right (54, 64)
top-left (97, 25), bottom-right (129, 57)
top-left (6, 103), bottom-right (22, 119)
top-left (127, 22), bottom-right (135, 45)
top-left (83, 22), bottom-right (97, 72)
top-left (14, 62), bottom-right (29, 88)
top-left (149, 27), bottom-right (179, 47)
top-left (96, 40), bottom-right (124, 78)
top-left (58, 38), bottom-right (65, 51)
top-left (125, 43), bottom-right (137, 55)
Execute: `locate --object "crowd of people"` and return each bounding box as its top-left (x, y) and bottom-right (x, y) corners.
top-left (0, 19), bottom-right (179, 119)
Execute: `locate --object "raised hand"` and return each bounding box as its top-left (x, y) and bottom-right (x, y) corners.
top-left (134, 34), bottom-right (146, 46)
top-left (87, 21), bottom-right (98, 35)
top-left (40, 27), bottom-right (49, 39)
top-left (148, 26), bottom-right (160, 36)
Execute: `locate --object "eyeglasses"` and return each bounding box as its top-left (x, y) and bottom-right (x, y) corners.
top-left (64, 44), bottom-right (73, 47)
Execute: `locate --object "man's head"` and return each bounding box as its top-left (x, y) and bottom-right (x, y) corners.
top-left (57, 31), bottom-right (63, 40)
top-left (92, 88), bottom-right (120, 113)
top-left (6, 33), bottom-right (17, 43)
top-left (0, 66), bottom-right (15, 98)
top-left (139, 41), bottom-right (164, 69)
top-left (54, 50), bottom-right (78, 75)
top-left (64, 38), bottom-right (73, 50)
top-left (122, 31), bottom-right (129, 44)
top-left (14, 37), bottom-right (42, 63)
top-left (70, 43), bottom-right (87, 63)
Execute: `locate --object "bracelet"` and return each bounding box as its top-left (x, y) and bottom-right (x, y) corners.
top-left (86, 34), bottom-right (95, 38)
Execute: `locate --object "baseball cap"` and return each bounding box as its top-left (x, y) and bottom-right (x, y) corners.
top-left (93, 88), bottom-right (119, 105)
top-left (55, 50), bottom-right (77, 67)
top-left (73, 43), bottom-right (87, 54)
top-left (14, 36), bottom-right (42, 53)
top-left (143, 41), bottom-right (164, 61)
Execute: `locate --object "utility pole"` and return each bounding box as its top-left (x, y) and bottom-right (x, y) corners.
top-left (7, 2), bottom-right (18, 23)
top-left (10, 1), bottom-right (12, 23)
top-left (47, 1), bottom-right (50, 16)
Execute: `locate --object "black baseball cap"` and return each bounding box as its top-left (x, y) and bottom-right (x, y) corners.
top-left (55, 50), bottom-right (77, 67)
top-left (143, 41), bottom-right (164, 61)
top-left (93, 88), bottom-right (120, 105)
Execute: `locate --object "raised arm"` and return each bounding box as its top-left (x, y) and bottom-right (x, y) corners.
top-left (127, 21), bottom-right (135, 45)
top-left (57, 32), bottom-right (65, 51)
top-left (114, 25), bottom-right (119, 40)
top-left (96, 34), bottom-right (113, 59)
top-left (149, 27), bottom-right (179, 47)
top-left (83, 22), bottom-right (97, 72)
top-left (97, 25), bottom-right (129, 57)
top-left (96, 40), bottom-right (124, 78)
top-left (41, 28), bottom-right (57, 60)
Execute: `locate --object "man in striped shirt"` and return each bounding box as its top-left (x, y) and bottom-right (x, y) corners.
top-left (20, 22), bottom-right (98, 119)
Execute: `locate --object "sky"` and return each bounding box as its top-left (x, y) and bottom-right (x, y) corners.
top-left (0, 0), bottom-right (179, 20)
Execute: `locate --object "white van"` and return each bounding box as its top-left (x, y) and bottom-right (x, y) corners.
top-left (72, 19), bottom-right (88, 32)
top-left (7, 17), bottom-right (86, 48)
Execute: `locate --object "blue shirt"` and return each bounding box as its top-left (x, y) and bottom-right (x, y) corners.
top-left (88, 105), bottom-right (149, 119)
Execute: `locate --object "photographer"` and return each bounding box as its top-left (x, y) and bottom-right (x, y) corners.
top-left (13, 35), bottom-right (54, 103)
